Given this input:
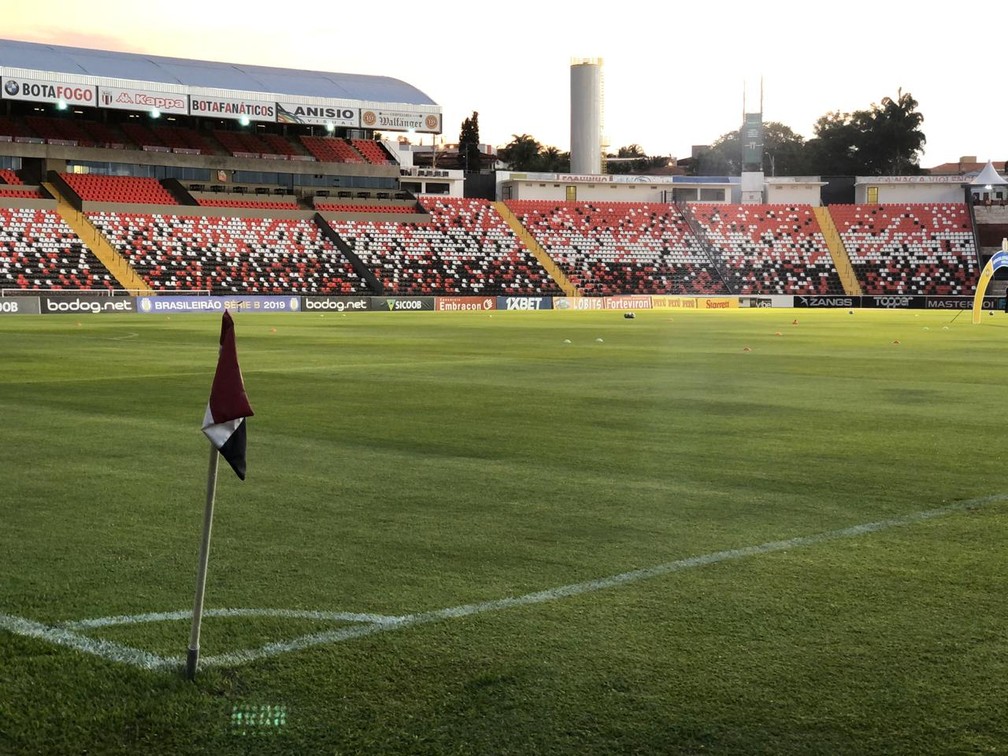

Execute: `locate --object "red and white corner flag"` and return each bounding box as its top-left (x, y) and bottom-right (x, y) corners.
top-left (201, 310), bottom-right (254, 480)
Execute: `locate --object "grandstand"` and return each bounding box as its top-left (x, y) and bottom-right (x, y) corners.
top-left (0, 37), bottom-right (999, 302)
top-left (330, 197), bottom-right (563, 296)
top-left (0, 206), bottom-right (116, 290)
top-left (507, 200), bottom-right (728, 296)
top-left (828, 203), bottom-right (978, 295)
top-left (686, 203), bottom-right (844, 295)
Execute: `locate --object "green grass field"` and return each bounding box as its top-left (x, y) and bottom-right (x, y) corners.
top-left (2, 308), bottom-right (1007, 754)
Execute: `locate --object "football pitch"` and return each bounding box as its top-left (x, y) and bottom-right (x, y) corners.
top-left (2, 308), bottom-right (1007, 754)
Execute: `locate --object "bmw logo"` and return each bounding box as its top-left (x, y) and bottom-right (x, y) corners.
top-left (4, 80), bottom-right (19, 96)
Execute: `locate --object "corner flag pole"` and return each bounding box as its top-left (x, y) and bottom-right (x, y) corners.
top-left (186, 311), bottom-right (254, 681)
top-left (187, 444), bottom-right (221, 680)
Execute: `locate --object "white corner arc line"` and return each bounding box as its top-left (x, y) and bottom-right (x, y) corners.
top-left (0, 613), bottom-right (177, 670)
top-left (61, 608), bottom-right (401, 630)
top-left (2, 494), bottom-right (1004, 671)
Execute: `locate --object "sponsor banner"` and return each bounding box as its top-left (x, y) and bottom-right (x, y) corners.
top-left (793, 295), bottom-right (858, 309)
top-left (42, 295), bottom-right (134, 315)
top-left (924, 297), bottom-right (975, 310)
top-left (699, 297), bottom-right (738, 310)
top-left (930, 296), bottom-right (1000, 311)
top-left (372, 296), bottom-right (436, 312)
top-left (496, 296), bottom-right (552, 311)
top-left (435, 296), bottom-right (495, 312)
top-left (740, 296), bottom-right (773, 308)
top-left (868, 175), bottom-right (970, 184)
top-left (276, 102), bottom-right (357, 127)
top-left (189, 96), bottom-right (275, 123)
top-left (652, 296), bottom-right (737, 310)
top-left (606, 295), bottom-right (653, 310)
top-left (0, 296), bottom-right (41, 315)
top-left (360, 109), bottom-right (440, 133)
top-left (98, 86), bottom-right (188, 115)
top-left (2, 76), bottom-right (95, 106)
top-left (651, 296), bottom-right (699, 310)
top-left (136, 295), bottom-right (300, 314)
top-left (556, 174), bottom-right (614, 184)
top-left (303, 296), bottom-right (372, 312)
top-left (553, 297), bottom-right (605, 311)
top-left (862, 295), bottom-right (926, 309)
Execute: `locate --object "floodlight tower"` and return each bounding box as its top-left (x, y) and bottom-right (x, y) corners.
top-left (570, 58), bottom-right (604, 175)
top-left (741, 78), bottom-right (765, 203)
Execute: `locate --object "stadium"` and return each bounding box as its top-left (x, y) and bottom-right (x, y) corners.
top-left (2, 38), bottom-right (1008, 754)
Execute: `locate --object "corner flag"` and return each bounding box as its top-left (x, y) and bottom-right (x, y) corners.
top-left (188, 310), bottom-right (255, 680)
top-left (201, 311), bottom-right (254, 480)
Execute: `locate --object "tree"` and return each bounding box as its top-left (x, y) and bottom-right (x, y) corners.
top-left (863, 89), bottom-right (926, 175)
top-left (804, 111), bottom-right (863, 176)
top-left (805, 90), bottom-right (925, 176)
top-left (761, 123), bottom-right (810, 176)
top-left (691, 130), bottom-right (742, 176)
top-left (691, 122), bottom-right (811, 177)
top-left (458, 111), bottom-right (482, 173)
top-left (607, 144), bottom-right (670, 175)
top-left (498, 134), bottom-right (544, 171)
top-left (690, 91), bottom-right (926, 177)
top-left (539, 145), bottom-right (570, 173)
top-left (617, 144), bottom-right (645, 158)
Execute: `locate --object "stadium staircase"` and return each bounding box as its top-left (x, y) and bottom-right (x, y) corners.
top-left (493, 201), bottom-right (579, 296)
top-left (814, 206), bottom-right (862, 295)
top-left (44, 181), bottom-right (152, 294)
top-left (676, 203), bottom-right (735, 293)
top-left (312, 213), bottom-right (385, 294)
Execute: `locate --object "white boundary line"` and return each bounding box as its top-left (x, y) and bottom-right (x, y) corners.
top-left (1, 494), bottom-right (1003, 671)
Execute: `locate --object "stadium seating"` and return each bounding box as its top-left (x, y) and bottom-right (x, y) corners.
top-left (60, 174), bottom-right (180, 205)
top-left (0, 166), bottom-right (42, 197)
top-left (152, 125), bottom-right (218, 155)
top-left (213, 129), bottom-right (272, 158)
top-left (78, 120), bottom-right (128, 149)
top-left (259, 133), bottom-right (307, 159)
top-left (119, 121), bottom-right (167, 151)
top-left (507, 200), bottom-right (727, 296)
top-left (0, 169), bottom-right (24, 184)
top-left (0, 116), bottom-right (39, 141)
top-left (315, 202), bottom-right (419, 214)
top-left (25, 116), bottom-right (93, 146)
top-left (195, 198), bottom-right (298, 210)
top-left (828, 204), bottom-right (978, 294)
top-left (351, 139), bottom-right (391, 165)
top-left (329, 197), bottom-right (562, 296)
top-left (0, 207), bottom-right (116, 290)
top-left (88, 212), bottom-right (368, 295)
top-left (0, 186), bottom-right (45, 199)
top-left (299, 136), bottom-right (365, 164)
top-left (688, 204), bottom-right (844, 295)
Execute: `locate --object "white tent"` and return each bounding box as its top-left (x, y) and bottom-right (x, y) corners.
top-left (971, 160), bottom-right (1008, 186)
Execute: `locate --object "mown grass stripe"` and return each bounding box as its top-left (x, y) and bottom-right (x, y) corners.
top-left (7, 493), bottom-right (999, 671)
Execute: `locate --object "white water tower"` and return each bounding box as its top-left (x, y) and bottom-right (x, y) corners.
top-left (570, 58), bottom-right (604, 175)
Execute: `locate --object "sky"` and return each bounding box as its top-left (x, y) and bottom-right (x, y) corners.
top-left (2, 0), bottom-right (1005, 167)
